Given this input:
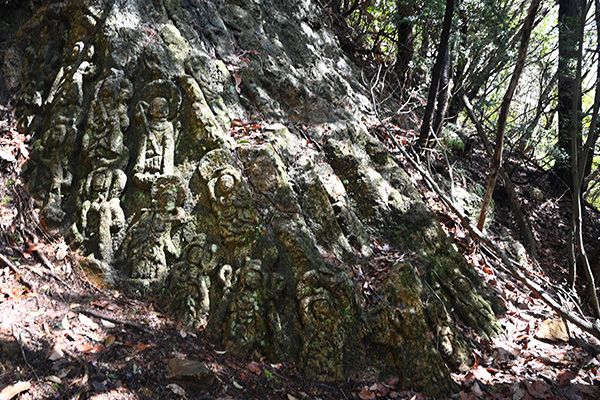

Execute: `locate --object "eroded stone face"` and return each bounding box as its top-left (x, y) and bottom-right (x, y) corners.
top-left (10, 0), bottom-right (502, 395)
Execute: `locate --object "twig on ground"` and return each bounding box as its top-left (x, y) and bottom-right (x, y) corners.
top-left (63, 349), bottom-right (89, 400)
top-left (0, 252), bottom-right (34, 291)
top-left (32, 248), bottom-right (67, 286)
top-left (12, 324), bottom-right (39, 380)
top-left (78, 309), bottom-right (152, 335)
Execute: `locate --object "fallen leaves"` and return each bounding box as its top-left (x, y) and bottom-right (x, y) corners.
top-left (47, 345), bottom-right (64, 361)
top-left (166, 383), bottom-right (186, 396)
top-left (0, 381), bottom-right (31, 400)
top-left (357, 387), bottom-right (376, 400)
top-left (557, 369), bottom-right (577, 387)
top-left (78, 313), bottom-right (99, 330)
top-left (167, 357), bottom-right (215, 386)
top-left (54, 243), bottom-right (68, 261)
top-left (356, 377), bottom-right (401, 399)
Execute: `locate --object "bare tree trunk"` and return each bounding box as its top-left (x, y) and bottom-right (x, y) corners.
top-left (432, 49), bottom-right (451, 136)
top-left (555, 0), bottom-right (581, 188)
top-left (418, 0), bottom-right (455, 147)
top-left (568, 0), bottom-right (600, 317)
top-left (462, 93), bottom-right (538, 259)
top-left (395, 0), bottom-right (414, 88)
top-left (477, 0), bottom-right (541, 230)
top-left (580, 0), bottom-right (600, 189)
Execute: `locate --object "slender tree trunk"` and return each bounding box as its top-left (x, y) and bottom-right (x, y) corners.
top-left (395, 0), bottom-right (414, 88)
top-left (462, 93), bottom-right (538, 258)
top-left (568, 0), bottom-right (600, 318)
top-left (580, 0), bottom-right (600, 189)
top-left (477, 0), bottom-right (541, 230)
top-left (447, 9), bottom-right (469, 125)
top-left (555, 0), bottom-right (581, 187)
top-left (432, 49), bottom-right (451, 136)
top-left (418, 0), bottom-right (455, 147)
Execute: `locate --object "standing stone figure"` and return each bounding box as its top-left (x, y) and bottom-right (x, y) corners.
top-left (30, 114), bottom-right (77, 222)
top-left (224, 258), bottom-right (268, 356)
top-left (82, 70), bottom-right (133, 170)
top-left (169, 234), bottom-right (219, 327)
top-left (78, 167), bottom-right (127, 264)
top-left (46, 41), bottom-right (96, 122)
top-left (122, 176), bottom-right (187, 286)
top-left (296, 269), bottom-right (352, 382)
top-left (133, 80), bottom-right (181, 190)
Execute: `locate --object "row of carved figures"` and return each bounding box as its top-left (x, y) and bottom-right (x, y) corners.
top-left (169, 245), bottom-right (355, 382)
top-left (28, 41), bottom-right (356, 380)
top-left (30, 41), bottom-right (259, 281)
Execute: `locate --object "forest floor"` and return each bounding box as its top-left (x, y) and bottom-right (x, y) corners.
top-left (1, 108), bottom-right (600, 400)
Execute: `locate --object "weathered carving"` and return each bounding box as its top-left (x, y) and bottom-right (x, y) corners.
top-left (296, 268), bottom-right (356, 382)
top-left (78, 167), bottom-right (127, 263)
top-left (198, 149), bottom-right (261, 247)
top-left (30, 114), bottom-right (77, 222)
top-left (223, 258), bottom-right (268, 356)
top-left (28, 40), bottom-right (97, 223)
top-left (133, 80), bottom-right (181, 190)
top-left (46, 41), bottom-right (96, 122)
top-left (122, 176), bottom-right (187, 285)
top-left (168, 234), bottom-right (219, 327)
top-left (82, 69), bottom-right (133, 170)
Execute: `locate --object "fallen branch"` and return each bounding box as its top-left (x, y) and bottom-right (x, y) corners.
top-left (0, 253), bottom-right (34, 291)
top-left (78, 309), bottom-right (152, 335)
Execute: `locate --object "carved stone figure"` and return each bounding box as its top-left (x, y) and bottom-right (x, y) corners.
top-left (82, 70), bottom-right (133, 170)
top-left (122, 176), bottom-right (187, 284)
top-left (224, 258), bottom-right (268, 356)
top-left (78, 167), bottom-right (127, 263)
top-left (206, 263), bottom-right (234, 339)
top-left (169, 234), bottom-right (219, 327)
top-left (46, 41), bottom-right (96, 122)
top-left (133, 80), bottom-right (181, 190)
top-left (296, 269), bottom-right (356, 382)
top-left (30, 114), bottom-right (77, 222)
top-left (198, 149), bottom-right (261, 248)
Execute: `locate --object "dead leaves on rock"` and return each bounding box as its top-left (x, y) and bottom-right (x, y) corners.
top-left (356, 377), bottom-right (404, 400)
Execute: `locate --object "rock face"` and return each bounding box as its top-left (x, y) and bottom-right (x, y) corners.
top-left (5, 0), bottom-right (503, 396)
